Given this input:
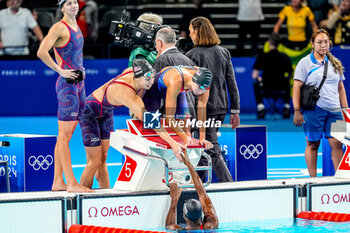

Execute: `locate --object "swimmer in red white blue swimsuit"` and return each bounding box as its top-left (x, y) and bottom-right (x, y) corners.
top-left (79, 59), bottom-right (186, 189)
top-left (166, 151), bottom-right (219, 230)
top-left (143, 66), bottom-right (214, 149)
top-left (37, 0), bottom-right (91, 193)
top-left (54, 19), bottom-right (85, 121)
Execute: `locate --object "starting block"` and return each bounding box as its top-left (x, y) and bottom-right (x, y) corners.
top-left (330, 109), bottom-right (350, 179)
top-left (110, 119), bottom-right (212, 191)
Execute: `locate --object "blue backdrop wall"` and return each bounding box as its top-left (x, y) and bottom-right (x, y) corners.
top-left (0, 47), bottom-right (349, 116)
top-left (0, 59), bottom-right (128, 116)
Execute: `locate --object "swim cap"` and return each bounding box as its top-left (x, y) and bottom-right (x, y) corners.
top-left (132, 59), bottom-right (155, 78)
top-left (57, 0), bottom-right (67, 8)
top-left (192, 67), bottom-right (212, 89)
top-left (183, 199), bottom-right (203, 222)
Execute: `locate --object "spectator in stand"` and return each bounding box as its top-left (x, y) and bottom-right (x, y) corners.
top-left (0, 0), bottom-right (43, 58)
top-left (274, 0), bottom-right (318, 51)
top-left (252, 33), bottom-right (293, 119)
top-left (320, 0), bottom-right (350, 45)
top-left (32, 8), bottom-right (55, 36)
top-left (329, 0), bottom-right (341, 12)
top-left (186, 17), bottom-right (240, 182)
top-left (236, 0), bottom-right (265, 56)
top-left (307, 0), bottom-right (332, 27)
top-left (76, 0), bottom-right (98, 43)
top-left (128, 12), bottom-right (163, 67)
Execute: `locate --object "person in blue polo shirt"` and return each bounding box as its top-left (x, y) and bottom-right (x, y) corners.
top-left (293, 29), bottom-right (348, 177)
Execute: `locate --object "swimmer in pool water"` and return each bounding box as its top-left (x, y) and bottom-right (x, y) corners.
top-left (166, 150), bottom-right (218, 230)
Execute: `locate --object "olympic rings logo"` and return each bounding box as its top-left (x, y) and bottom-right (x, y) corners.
top-left (239, 144), bottom-right (264, 159)
top-left (28, 155), bottom-right (53, 171)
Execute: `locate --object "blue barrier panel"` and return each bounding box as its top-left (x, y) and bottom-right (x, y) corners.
top-left (0, 58), bottom-right (258, 115)
top-left (0, 134), bottom-right (56, 192)
top-left (322, 138), bottom-right (335, 176)
top-left (231, 57), bottom-right (256, 112)
top-left (0, 136), bottom-right (24, 192)
top-left (217, 125), bottom-right (267, 181)
top-left (1, 51), bottom-right (350, 116)
top-left (322, 138), bottom-right (347, 176)
top-left (236, 126), bottom-right (267, 181)
top-left (0, 59), bottom-right (128, 116)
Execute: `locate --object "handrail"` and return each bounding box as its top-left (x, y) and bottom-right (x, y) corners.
top-left (122, 146), bottom-right (212, 189)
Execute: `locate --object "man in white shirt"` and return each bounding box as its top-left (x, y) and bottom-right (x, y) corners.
top-left (0, 0), bottom-right (43, 56)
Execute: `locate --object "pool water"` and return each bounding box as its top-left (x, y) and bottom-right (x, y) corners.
top-left (163, 219), bottom-right (350, 232)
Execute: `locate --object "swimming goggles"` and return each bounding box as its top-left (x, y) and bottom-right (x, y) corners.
top-left (144, 70), bottom-right (155, 77)
top-left (197, 83), bottom-right (210, 90)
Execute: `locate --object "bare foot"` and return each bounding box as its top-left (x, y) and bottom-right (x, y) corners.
top-left (52, 182), bottom-right (67, 191)
top-left (67, 183), bottom-right (94, 193)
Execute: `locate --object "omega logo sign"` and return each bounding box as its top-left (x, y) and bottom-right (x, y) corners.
top-left (88, 205), bottom-right (140, 218)
top-left (321, 193), bottom-right (350, 204)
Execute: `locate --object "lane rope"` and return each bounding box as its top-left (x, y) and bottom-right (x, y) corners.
top-left (297, 211), bottom-right (350, 222)
top-left (69, 224), bottom-right (167, 233)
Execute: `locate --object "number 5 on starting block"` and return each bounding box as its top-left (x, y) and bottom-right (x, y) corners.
top-left (117, 156), bottom-right (137, 182)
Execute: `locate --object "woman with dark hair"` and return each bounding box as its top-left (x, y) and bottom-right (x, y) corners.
top-left (293, 29), bottom-right (348, 177)
top-left (186, 16), bottom-right (240, 182)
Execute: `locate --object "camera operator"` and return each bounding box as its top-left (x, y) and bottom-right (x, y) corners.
top-left (127, 12), bottom-right (163, 67)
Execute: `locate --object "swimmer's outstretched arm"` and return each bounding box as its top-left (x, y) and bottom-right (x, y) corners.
top-left (181, 151), bottom-right (218, 229)
top-left (166, 183), bottom-right (183, 230)
top-left (197, 90), bottom-right (213, 149)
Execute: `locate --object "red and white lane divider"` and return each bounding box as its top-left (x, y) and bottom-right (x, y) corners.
top-left (297, 211), bottom-right (350, 222)
top-left (69, 224), bottom-right (167, 233)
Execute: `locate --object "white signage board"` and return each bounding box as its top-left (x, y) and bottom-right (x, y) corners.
top-left (209, 187), bottom-right (295, 222)
top-left (80, 186), bottom-right (296, 229)
top-left (310, 183), bottom-right (350, 213)
top-left (0, 199), bottom-right (64, 233)
top-left (81, 194), bottom-right (170, 229)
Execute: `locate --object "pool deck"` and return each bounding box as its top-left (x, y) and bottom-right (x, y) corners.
top-left (1, 176), bottom-right (350, 233)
